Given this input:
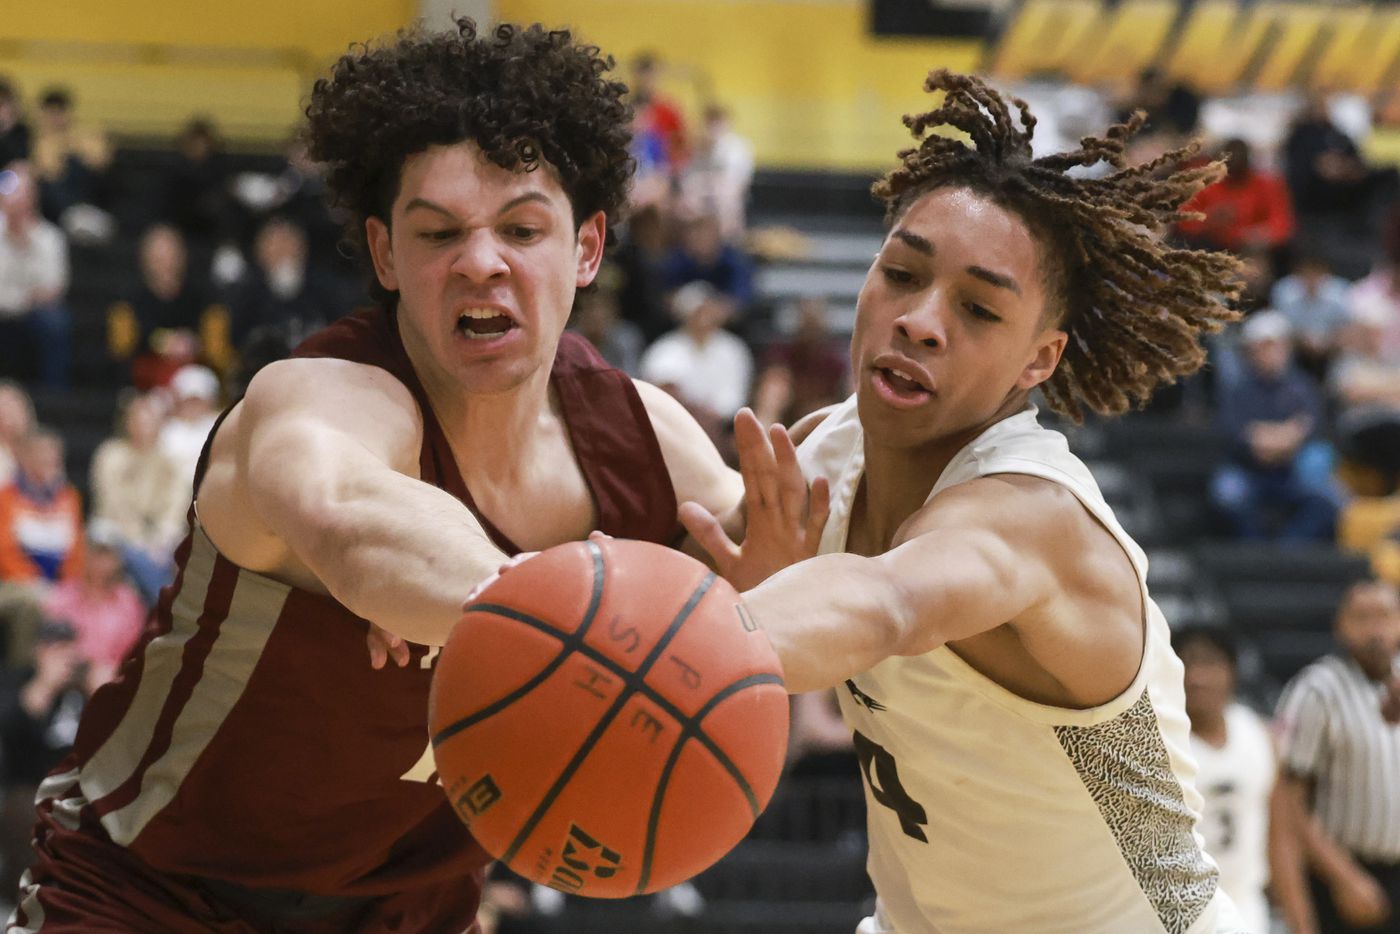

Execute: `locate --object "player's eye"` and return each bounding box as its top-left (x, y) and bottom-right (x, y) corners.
top-left (881, 266), bottom-right (915, 286)
top-left (418, 229), bottom-right (458, 243)
top-left (967, 303), bottom-right (1001, 323)
top-left (505, 225), bottom-right (540, 242)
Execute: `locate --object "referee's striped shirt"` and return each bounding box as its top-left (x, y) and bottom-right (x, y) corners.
top-left (1275, 653), bottom-right (1400, 863)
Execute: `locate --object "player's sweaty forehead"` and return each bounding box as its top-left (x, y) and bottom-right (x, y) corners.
top-left (393, 141), bottom-right (571, 223)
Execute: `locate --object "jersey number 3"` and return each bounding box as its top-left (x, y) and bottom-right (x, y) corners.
top-left (853, 731), bottom-right (929, 843)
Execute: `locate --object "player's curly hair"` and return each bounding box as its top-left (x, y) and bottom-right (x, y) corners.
top-left (305, 18), bottom-right (633, 304)
top-left (873, 70), bottom-right (1242, 421)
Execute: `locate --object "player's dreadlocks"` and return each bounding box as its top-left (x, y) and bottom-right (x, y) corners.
top-left (873, 70), bottom-right (1241, 421)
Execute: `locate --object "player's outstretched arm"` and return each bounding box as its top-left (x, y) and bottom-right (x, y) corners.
top-left (232, 358), bottom-right (508, 646)
top-left (740, 476), bottom-right (1061, 693)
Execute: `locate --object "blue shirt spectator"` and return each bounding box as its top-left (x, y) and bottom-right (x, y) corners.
top-left (1211, 311), bottom-right (1344, 542)
top-left (1271, 254), bottom-right (1352, 378)
top-left (662, 211), bottom-right (754, 310)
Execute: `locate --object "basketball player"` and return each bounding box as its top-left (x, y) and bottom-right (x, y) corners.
top-left (1175, 626), bottom-right (1275, 933)
top-left (10, 20), bottom-right (749, 933)
top-left (685, 72), bottom-right (1248, 932)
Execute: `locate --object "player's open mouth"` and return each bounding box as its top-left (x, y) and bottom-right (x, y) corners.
top-left (456, 308), bottom-right (517, 341)
top-left (870, 354), bottom-right (934, 407)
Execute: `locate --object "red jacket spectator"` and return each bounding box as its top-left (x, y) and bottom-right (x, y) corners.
top-left (1179, 138), bottom-right (1295, 253)
top-left (0, 429), bottom-right (82, 583)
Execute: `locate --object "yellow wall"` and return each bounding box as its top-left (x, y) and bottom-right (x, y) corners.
top-left (498, 0), bottom-right (982, 171)
top-left (1, 0), bottom-right (415, 141)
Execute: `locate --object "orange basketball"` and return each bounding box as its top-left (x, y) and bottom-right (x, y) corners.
top-left (428, 538), bottom-right (789, 898)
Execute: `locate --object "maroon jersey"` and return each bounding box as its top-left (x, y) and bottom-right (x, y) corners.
top-left (25, 307), bottom-right (678, 926)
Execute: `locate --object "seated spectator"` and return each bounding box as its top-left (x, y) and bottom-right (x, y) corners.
top-left (630, 52), bottom-right (687, 174)
top-left (107, 224), bottom-right (227, 388)
top-left (89, 392), bottom-right (187, 601)
top-left (0, 618), bottom-right (88, 902)
top-left (1174, 626), bottom-right (1274, 934)
top-left (1178, 138), bottom-right (1295, 257)
top-left (30, 87), bottom-right (112, 244)
top-left (0, 77), bottom-right (30, 170)
top-left (1331, 304), bottom-right (1400, 494)
top-left (0, 162), bottom-right (71, 388)
top-left (158, 364), bottom-right (221, 489)
top-left (0, 427), bottom-right (83, 665)
top-left (612, 205), bottom-right (673, 343)
top-left (1347, 206), bottom-right (1400, 361)
top-left (1114, 66), bottom-right (1201, 138)
top-left (1271, 579), bottom-right (1400, 934)
top-left (569, 285), bottom-right (642, 376)
top-left (640, 281), bottom-right (753, 440)
top-left (1210, 311), bottom-right (1343, 542)
top-left (752, 296), bottom-right (848, 428)
top-left (42, 522), bottom-right (145, 687)
top-left (1272, 252), bottom-right (1352, 381)
top-left (662, 211), bottom-right (755, 311)
top-left (229, 134), bottom-right (347, 278)
top-left (162, 116), bottom-right (234, 251)
top-left (0, 381), bottom-right (33, 488)
top-left (1285, 93), bottom-right (1399, 224)
top-left (228, 216), bottom-right (342, 351)
top-left (678, 104), bottom-right (754, 241)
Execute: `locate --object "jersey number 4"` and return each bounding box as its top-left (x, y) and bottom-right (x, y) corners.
top-left (853, 731), bottom-right (929, 843)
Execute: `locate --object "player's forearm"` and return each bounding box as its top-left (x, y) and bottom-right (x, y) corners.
top-left (295, 474), bottom-right (507, 645)
top-left (742, 552), bottom-right (911, 694)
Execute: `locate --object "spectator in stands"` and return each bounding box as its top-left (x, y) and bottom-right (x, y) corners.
top-left (0, 618), bottom-right (87, 902)
top-left (30, 87), bottom-right (112, 244)
top-left (662, 210), bottom-right (755, 311)
top-left (1115, 66), bottom-right (1200, 138)
top-left (229, 134), bottom-right (347, 280)
top-left (1272, 252), bottom-right (1354, 381)
top-left (0, 78), bottom-right (30, 170)
top-left (630, 52), bottom-right (687, 173)
top-left (1174, 626), bottom-right (1275, 934)
top-left (0, 162), bottom-right (71, 388)
top-left (228, 216), bottom-right (341, 350)
top-left (158, 363), bottom-right (221, 489)
top-left (1271, 578), bottom-right (1400, 934)
top-left (0, 427), bottom-right (83, 665)
top-left (89, 392), bottom-right (187, 602)
top-left (569, 283), bottom-right (642, 376)
top-left (1285, 93), bottom-right (1398, 223)
top-left (752, 296), bottom-right (848, 428)
top-left (1331, 304), bottom-right (1400, 494)
top-left (639, 280), bottom-right (753, 439)
top-left (1210, 311), bottom-right (1344, 542)
top-left (108, 224), bottom-right (226, 389)
top-left (0, 382), bottom-right (33, 488)
top-left (1177, 138), bottom-right (1295, 258)
top-left (1347, 206), bottom-right (1400, 362)
top-left (679, 104), bottom-right (755, 241)
top-left (42, 521), bottom-right (144, 687)
top-left (612, 204), bottom-right (673, 343)
top-left (163, 116), bottom-right (235, 254)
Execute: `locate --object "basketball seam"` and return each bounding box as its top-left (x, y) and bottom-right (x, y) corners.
top-left (635, 671), bottom-right (785, 895)
top-left (498, 570), bottom-right (718, 867)
top-left (431, 543), bottom-right (607, 748)
top-left (434, 602), bottom-right (771, 814)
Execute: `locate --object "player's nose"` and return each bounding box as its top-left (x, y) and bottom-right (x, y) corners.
top-left (895, 291), bottom-right (949, 352)
top-left (450, 230), bottom-right (510, 282)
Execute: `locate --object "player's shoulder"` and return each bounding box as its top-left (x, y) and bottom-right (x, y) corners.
top-left (788, 404), bottom-right (840, 447)
top-left (915, 472), bottom-right (1081, 536)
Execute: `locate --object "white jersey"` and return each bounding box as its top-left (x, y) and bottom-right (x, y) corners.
top-left (797, 397), bottom-right (1245, 934)
top-left (1190, 704), bottom-right (1275, 934)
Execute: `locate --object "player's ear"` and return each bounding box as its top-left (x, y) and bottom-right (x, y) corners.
top-left (366, 216), bottom-right (398, 292)
top-left (575, 211), bottom-right (606, 288)
top-left (1017, 328), bottom-right (1067, 392)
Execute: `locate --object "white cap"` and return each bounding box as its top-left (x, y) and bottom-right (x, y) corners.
top-left (1241, 310), bottom-right (1292, 344)
top-left (170, 364), bottom-right (219, 402)
top-left (671, 281), bottom-right (721, 321)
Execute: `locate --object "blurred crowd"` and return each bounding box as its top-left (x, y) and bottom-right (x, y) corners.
top-left (1, 54), bottom-right (1400, 934)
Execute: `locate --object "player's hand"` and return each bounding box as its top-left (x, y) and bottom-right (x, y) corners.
top-left (1330, 864), bottom-right (1391, 928)
top-left (366, 622), bottom-right (410, 670)
top-left (463, 552), bottom-right (539, 609)
top-left (680, 408), bottom-right (829, 592)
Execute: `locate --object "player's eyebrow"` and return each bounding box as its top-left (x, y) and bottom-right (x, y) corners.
top-left (967, 265), bottom-right (1022, 296)
top-left (891, 229), bottom-right (934, 255)
top-left (403, 191), bottom-right (553, 220)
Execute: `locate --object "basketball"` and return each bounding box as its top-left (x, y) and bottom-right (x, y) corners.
top-left (428, 538), bottom-right (789, 898)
